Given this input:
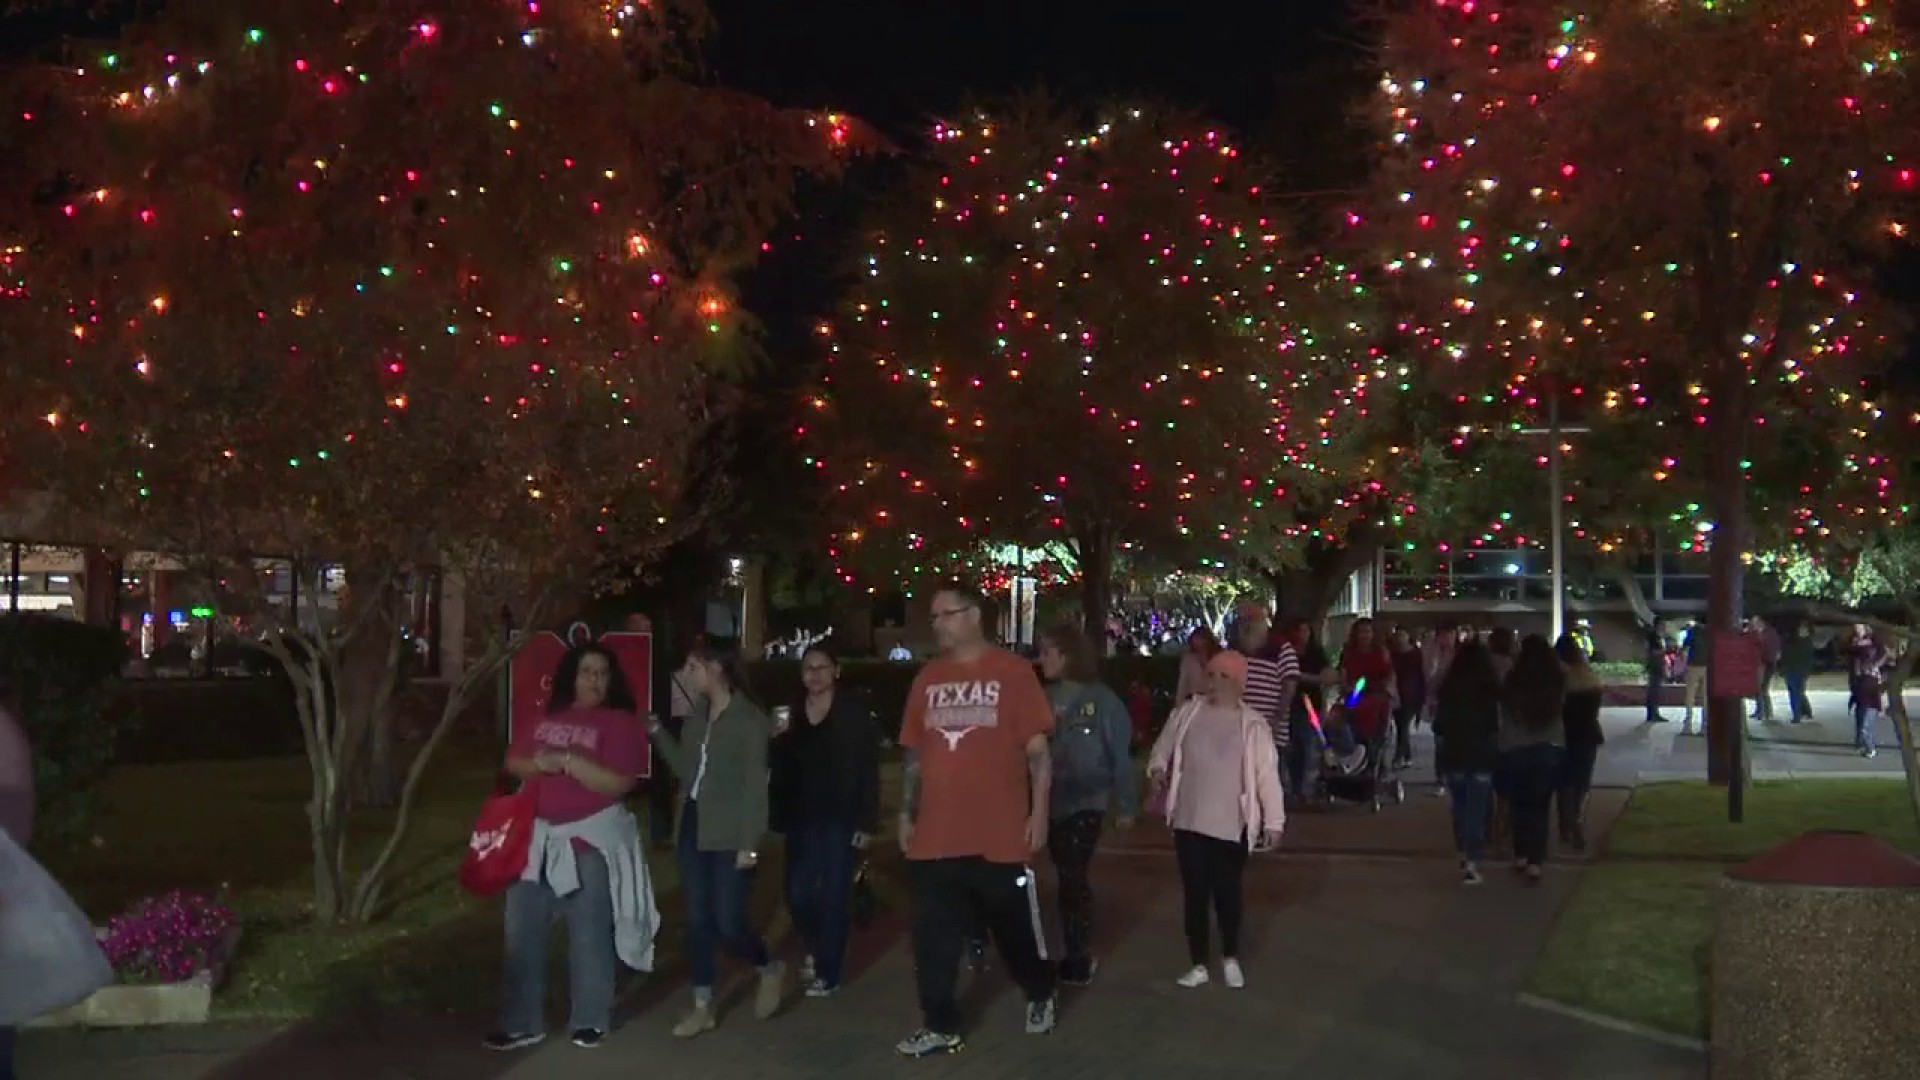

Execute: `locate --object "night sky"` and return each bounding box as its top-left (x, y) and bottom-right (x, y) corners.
top-left (702, 0), bottom-right (1362, 138)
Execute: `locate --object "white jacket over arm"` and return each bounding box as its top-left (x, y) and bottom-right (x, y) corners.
top-left (523, 804), bottom-right (662, 972)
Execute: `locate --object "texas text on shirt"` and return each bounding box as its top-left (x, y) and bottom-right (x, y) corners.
top-left (899, 647), bottom-right (1054, 866)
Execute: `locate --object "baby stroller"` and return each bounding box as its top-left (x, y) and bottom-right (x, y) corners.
top-left (1312, 698), bottom-right (1406, 813)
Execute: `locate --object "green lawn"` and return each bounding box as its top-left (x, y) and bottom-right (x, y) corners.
top-left (45, 747), bottom-right (621, 1019)
top-left (1529, 779), bottom-right (1920, 1039)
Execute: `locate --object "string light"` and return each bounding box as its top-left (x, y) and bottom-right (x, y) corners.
top-left (4, 0), bottom-right (858, 565)
top-left (1363, 0), bottom-right (1919, 567)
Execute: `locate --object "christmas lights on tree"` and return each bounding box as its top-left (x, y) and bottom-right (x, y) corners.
top-left (804, 101), bottom-right (1381, 627)
top-left (1367, 0), bottom-right (1920, 576)
top-left (0, 0), bottom-right (858, 922)
top-left (2, 0), bottom-right (857, 583)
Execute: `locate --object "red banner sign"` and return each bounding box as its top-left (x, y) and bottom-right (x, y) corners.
top-left (1710, 632), bottom-right (1763, 699)
top-left (508, 628), bottom-right (653, 777)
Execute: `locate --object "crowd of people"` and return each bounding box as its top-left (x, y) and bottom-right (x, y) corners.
top-left (324, 586), bottom-right (1911, 1063)
top-left (489, 583), bottom-right (1164, 1058)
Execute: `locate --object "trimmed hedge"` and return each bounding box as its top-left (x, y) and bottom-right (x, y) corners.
top-left (116, 678), bottom-right (301, 762)
top-left (109, 652), bottom-right (1188, 759)
top-left (1, 616), bottom-right (133, 848)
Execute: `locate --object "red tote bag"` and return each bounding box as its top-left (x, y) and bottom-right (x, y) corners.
top-left (458, 786), bottom-right (537, 897)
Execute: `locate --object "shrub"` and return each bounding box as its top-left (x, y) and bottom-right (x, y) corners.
top-left (101, 890), bottom-right (240, 984)
top-left (0, 616), bottom-right (133, 849)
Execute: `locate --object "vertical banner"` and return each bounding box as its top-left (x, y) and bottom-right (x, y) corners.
top-left (508, 628), bottom-right (653, 778)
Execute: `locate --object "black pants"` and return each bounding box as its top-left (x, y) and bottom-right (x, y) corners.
top-left (909, 857), bottom-right (1055, 1035)
top-left (1173, 829), bottom-right (1248, 965)
top-left (1557, 741), bottom-right (1600, 837)
top-left (1503, 744), bottom-right (1564, 867)
top-left (1393, 706), bottom-right (1417, 764)
top-left (1047, 810), bottom-right (1103, 978)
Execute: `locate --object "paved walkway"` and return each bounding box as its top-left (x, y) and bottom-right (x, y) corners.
top-left (18, 804), bottom-right (1704, 1080)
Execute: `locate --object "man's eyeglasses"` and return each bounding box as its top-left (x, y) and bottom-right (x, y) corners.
top-left (930, 604), bottom-right (976, 623)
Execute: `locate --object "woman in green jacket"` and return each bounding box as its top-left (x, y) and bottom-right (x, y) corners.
top-left (647, 643), bottom-right (783, 1037)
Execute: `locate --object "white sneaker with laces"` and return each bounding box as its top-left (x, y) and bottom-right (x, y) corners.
top-left (1222, 959), bottom-right (1245, 989)
top-left (1176, 965), bottom-right (1210, 988)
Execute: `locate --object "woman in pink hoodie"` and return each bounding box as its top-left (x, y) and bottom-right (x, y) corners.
top-left (1146, 650), bottom-right (1286, 990)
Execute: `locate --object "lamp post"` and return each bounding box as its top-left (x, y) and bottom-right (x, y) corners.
top-left (1517, 397), bottom-right (1592, 642)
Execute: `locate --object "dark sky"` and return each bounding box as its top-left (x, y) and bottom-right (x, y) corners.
top-left (702, 0), bottom-right (1362, 138)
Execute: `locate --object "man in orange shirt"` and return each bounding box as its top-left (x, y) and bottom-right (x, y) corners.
top-left (893, 583), bottom-right (1058, 1058)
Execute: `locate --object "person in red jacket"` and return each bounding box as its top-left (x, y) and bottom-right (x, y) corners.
top-left (1127, 680), bottom-right (1155, 750)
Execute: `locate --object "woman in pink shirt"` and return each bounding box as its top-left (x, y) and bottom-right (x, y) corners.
top-left (1146, 651), bottom-right (1285, 991)
top-left (488, 643), bottom-right (649, 1053)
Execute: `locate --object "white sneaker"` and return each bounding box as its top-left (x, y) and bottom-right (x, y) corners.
top-left (1176, 965), bottom-right (1210, 988)
top-left (1222, 959), bottom-right (1245, 989)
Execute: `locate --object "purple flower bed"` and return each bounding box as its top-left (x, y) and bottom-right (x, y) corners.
top-left (101, 891), bottom-right (239, 985)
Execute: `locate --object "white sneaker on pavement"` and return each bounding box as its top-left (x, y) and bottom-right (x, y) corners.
top-left (1176, 965), bottom-right (1210, 988)
top-left (1222, 959), bottom-right (1245, 989)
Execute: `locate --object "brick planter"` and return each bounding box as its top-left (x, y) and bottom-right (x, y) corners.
top-left (29, 926), bottom-right (241, 1029)
top-left (1711, 831), bottom-right (1920, 1080)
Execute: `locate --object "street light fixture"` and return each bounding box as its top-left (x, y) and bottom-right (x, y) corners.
top-left (1517, 394), bottom-right (1593, 641)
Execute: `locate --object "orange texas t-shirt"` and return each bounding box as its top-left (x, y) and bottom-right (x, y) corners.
top-left (899, 646), bottom-right (1055, 865)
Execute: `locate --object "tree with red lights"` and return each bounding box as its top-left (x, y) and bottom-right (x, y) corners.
top-left (0, 0), bottom-right (854, 921)
top-left (807, 100), bottom-right (1350, 633)
top-left (1371, 0), bottom-right (1919, 788)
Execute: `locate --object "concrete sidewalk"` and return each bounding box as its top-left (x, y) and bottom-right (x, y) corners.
top-left (17, 848), bottom-right (1704, 1080)
top-left (18, 759), bottom-right (1707, 1080)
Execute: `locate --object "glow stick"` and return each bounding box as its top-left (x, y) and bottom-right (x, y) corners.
top-left (1303, 695), bottom-right (1325, 738)
top-left (1346, 676), bottom-right (1367, 708)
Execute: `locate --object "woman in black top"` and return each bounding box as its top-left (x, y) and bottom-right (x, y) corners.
top-left (1554, 635), bottom-right (1605, 852)
top-left (770, 644), bottom-right (880, 998)
top-left (1433, 640), bottom-right (1502, 884)
top-left (1500, 635), bottom-right (1568, 883)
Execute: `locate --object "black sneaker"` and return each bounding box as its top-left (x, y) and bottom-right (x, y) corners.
top-left (570, 1028), bottom-right (605, 1048)
top-left (896, 1029), bottom-right (964, 1057)
top-left (483, 1031), bottom-right (545, 1052)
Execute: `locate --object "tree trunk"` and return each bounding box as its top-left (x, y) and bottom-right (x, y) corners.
top-left (1075, 522), bottom-right (1113, 647)
top-left (292, 648), bottom-right (348, 922)
top-left (342, 572), bottom-right (406, 809)
top-left (345, 594), bottom-right (548, 922)
top-left (1609, 562), bottom-right (1659, 629)
top-left (1704, 365), bottom-right (1750, 791)
top-left (1263, 529), bottom-right (1381, 633)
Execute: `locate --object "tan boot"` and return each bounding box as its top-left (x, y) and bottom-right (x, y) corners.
top-left (753, 960), bottom-right (788, 1020)
top-left (671, 1001), bottom-right (716, 1039)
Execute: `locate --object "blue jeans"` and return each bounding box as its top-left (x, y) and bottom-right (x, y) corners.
top-left (1855, 705), bottom-right (1902, 753)
top-left (1286, 713), bottom-right (1317, 794)
top-left (1445, 772), bottom-right (1494, 863)
top-left (1784, 671), bottom-right (1812, 721)
top-left (677, 801), bottom-right (769, 991)
top-left (499, 844), bottom-right (616, 1034)
top-left (785, 818), bottom-right (857, 988)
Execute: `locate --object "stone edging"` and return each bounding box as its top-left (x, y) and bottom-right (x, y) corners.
top-left (1514, 991), bottom-right (1708, 1054)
